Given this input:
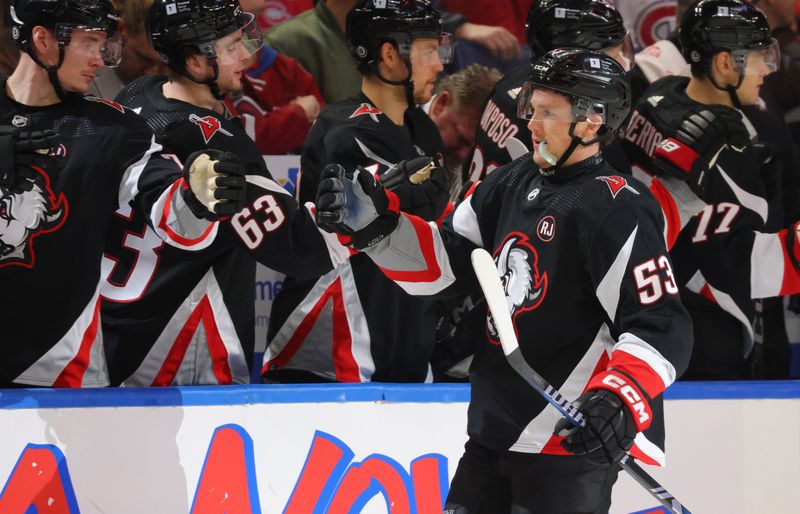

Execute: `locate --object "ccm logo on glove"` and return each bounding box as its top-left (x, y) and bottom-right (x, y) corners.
top-left (599, 373), bottom-right (651, 427)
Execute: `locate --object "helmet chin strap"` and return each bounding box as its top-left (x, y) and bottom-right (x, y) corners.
top-left (182, 58), bottom-right (224, 100)
top-left (538, 122), bottom-right (589, 175)
top-left (27, 43), bottom-right (73, 101)
top-left (370, 57), bottom-right (416, 107)
top-left (707, 69), bottom-right (745, 110)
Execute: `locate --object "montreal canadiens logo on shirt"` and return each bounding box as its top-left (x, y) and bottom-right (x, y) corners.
top-left (0, 166), bottom-right (68, 269)
top-left (189, 114), bottom-right (234, 143)
top-left (486, 233), bottom-right (548, 345)
top-left (596, 175), bottom-right (639, 199)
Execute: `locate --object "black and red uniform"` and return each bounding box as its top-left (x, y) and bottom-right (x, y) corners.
top-left (101, 75), bottom-right (344, 386)
top-left (264, 94), bottom-right (450, 382)
top-left (358, 152), bottom-right (692, 511)
top-left (0, 78), bottom-right (216, 387)
top-left (621, 75), bottom-right (800, 377)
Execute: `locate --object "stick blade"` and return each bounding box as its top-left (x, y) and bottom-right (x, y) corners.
top-left (470, 248), bottom-right (519, 356)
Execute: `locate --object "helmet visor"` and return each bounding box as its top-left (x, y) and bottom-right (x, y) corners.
top-left (56, 25), bottom-right (124, 67)
top-left (732, 39), bottom-right (781, 76)
top-left (517, 81), bottom-right (606, 126)
top-left (408, 33), bottom-right (453, 65)
top-left (214, 13), bottom-right (264, 66)
top-left (603, 33), bottom-right (634, 72)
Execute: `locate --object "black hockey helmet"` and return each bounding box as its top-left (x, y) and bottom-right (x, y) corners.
top-left (518, 49), bottom-right (631, 169)
top-left (680, 0), bottom-right (774, 65)
top-left (680, 0), bottom-right (779, 106)
top-left (346, 0), bottom-right (452, 72)
top-left (520, 48), bottom-right (631, 132)
top-left (10, 0), bottom-right (120, 49)
top-left (526, 0), bottom-right (629, 60)
top-left (147, 0), bottom-right (262, 67)
top-left (9, 0), bottom-right (122, 99)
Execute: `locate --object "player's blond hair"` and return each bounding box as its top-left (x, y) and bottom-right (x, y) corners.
top-left (434, 64), bottom-right (502, 113)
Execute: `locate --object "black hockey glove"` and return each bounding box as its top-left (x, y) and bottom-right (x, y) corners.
top-left (554, 371), bottom-right (652, 465)
top-left (652, 105), bottom-right (749, 201)
top-left (0, 127), bottom-right (60, 194)
top-left (315, 163), bottom-right (399, 250)
top-left (181, 150), bottom-right (247, 221)
top-left (379, 157), bottom-right (450, 221)
top-left (554, 389), bottom-right (637, 464)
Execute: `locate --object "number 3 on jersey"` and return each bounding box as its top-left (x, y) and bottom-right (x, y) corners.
top-left (633, 255), bottom-right (679, 304)
top-left (231, 194), bottom-right (286, 249)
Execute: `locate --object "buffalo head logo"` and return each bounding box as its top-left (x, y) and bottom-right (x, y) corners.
top-left (0, 166), bottom-right (68, 268)
top-left (486, 233), bottom-right (548, 344)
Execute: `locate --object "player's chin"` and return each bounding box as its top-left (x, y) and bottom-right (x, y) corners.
top-left (532, 151), bottom-right (550, 169)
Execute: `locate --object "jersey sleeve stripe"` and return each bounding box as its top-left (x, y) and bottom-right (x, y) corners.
top-left (596, 225), bottom-right (638, 321)
top-left (245, 174), bottom-right (293, 196)
top-left (118, 135), bottom-right (162, 211)
top-left (152, 180), bottom-right (218, 251)
top-left (751, 229), bottom-right (800, 297)
top-left (645, 176), bottom-right (681, 248)
top-left (686, 271), bottom-right (754, 356)
top-left (378, 215), bottom-right (444, 283)
top-left (452, 197), bottom-right (483, 247)
top-left (718, 163), bottom-right (769, 224)
top-left (610, 333), bottom-right (676, 395)
top-left (630, 432), bottom-right (666, 467)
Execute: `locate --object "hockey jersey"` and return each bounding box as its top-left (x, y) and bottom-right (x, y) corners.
top-left (360, 153), bottom-right (692, 464)
top-left (621, 76), bottom-right (800, 356)
top-left (102, 75), bottom-right (343, 386)
top-left (464, 65), bottom-right (532, 184)
top-left (0, 78), bottom-right (215, 387)
top-left (264, 94), bottom-right (450, 382)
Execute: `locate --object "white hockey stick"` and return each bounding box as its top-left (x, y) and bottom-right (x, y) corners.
top-left (470, 248), bottom-right (692, 514)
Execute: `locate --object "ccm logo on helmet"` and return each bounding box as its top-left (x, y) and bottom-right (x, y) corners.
top-left (601, 374), bottom-right (650, 425)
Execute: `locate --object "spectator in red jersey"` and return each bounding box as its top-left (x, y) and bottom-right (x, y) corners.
top-left (231, 0), bottom-right (323, 154)
top-left (242, 0), bottom-right (315, 31)
top-left (226, 44), bottom-right (324, 154)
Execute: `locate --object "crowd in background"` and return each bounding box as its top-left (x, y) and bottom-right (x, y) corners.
top-left (3, 0), bottom-right (800, 386)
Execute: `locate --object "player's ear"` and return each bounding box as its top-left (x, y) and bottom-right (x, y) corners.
top-left (31, 26), bottom-right (56, 65)
top-left (379, 41), bottom-right (402, 70)
top-left (430, 90), bottom-right (450, 118)
top-left (184, 53), bottom-right (208, 80)
top-left (710, 51), bottom-right (736, 85)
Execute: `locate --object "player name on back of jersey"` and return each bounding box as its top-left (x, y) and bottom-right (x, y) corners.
top-left (480, 99), bottom-right (519, 149)
top-left (624, 110), bottom-right (664, 158)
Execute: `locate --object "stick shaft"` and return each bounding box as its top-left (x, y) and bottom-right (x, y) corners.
top-left (471, 249), bottom-right (692, 514)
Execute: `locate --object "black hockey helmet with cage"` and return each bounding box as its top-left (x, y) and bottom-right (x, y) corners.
top-left (680, 0), bottom-right (773, 67)
top-left (523, 48), bottom-right (631, 133)
top-left (147, 0), bottom-right (259, 66)
top-left (346, 0), bottom-right (448, 71)
top-left (525, 0), bottom-right (627, 58)
top-left (10, 0), bottom-right (120, 49)
top-left (10, 0), bottom-right (121, 99)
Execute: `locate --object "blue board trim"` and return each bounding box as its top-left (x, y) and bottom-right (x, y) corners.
top-left (0, 381), bottom-right (797, 410)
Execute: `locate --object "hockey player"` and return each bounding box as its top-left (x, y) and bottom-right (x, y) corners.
top-left (621, 0), bottom-right (800, 378)
top-left (465, 0), bottom-right (633, 183)
top-left (316, 49), bottom-right (692, 512)
top-left (262, 0), bottom-right (453, 383)
top-left (0, 0), bottom-right (242, 387)
top-left (100, 0), bottom-right (347, 386)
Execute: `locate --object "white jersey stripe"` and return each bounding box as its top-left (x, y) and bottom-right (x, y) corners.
top-left (596, 225), bottom-right (638, 321)
top-left (452, 198), bottom-right (484, 247)
top-left (17, 283), bottom-right (109, 387)
top-left (751, 231), bottom-right (786, 298)
top-left (509, 324), bottom-right (612, 453)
